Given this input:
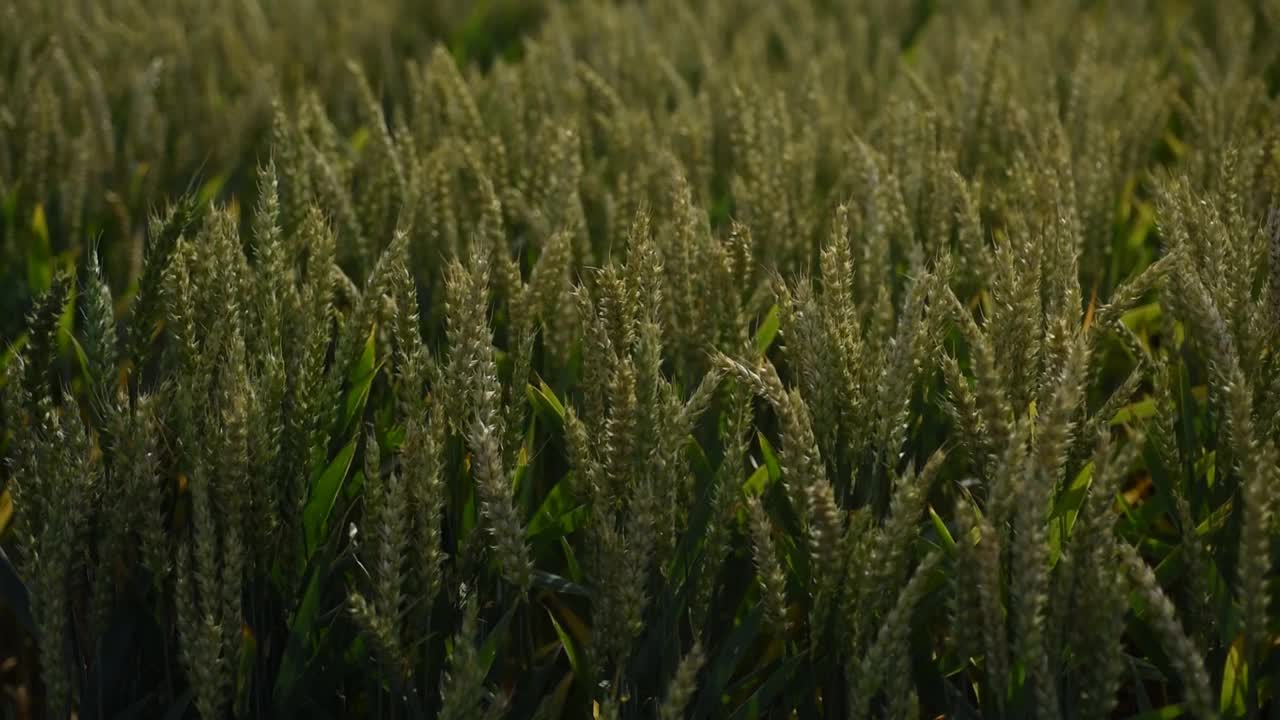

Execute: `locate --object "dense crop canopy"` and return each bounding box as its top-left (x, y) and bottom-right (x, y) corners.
top-left (2, 1), bottom-right (1280, 718)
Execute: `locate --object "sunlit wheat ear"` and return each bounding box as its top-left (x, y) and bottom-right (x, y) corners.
top-left (849, 551), bottom-right (942, 720)
top-left (81, 242), bottom-right (117, 387)
top-left (696, 386), bottom-right (753, 611)
top-left (355, 429), bottom-right (411, 670)
top-left (658, 641), bottom-right (705, 720)
top-left (3, 373), bottom-right (99, 719)
top-left (445, 249), bottom-right (532, 590)
top-left (1122, 544), bottom-right (1217, 720)
top-left (1164, 239), bottom-right (1276, 681)
top-left (439, 595), bottom-right (508, 720)
top-left (347, 59), bottom-right (406, 251)
top-left (525, 228), bottom-right (575, 364)
top-left (865, 450), bottom-right (945, 615)
top-left (1066, 428), bottom-right (1136, 719)
top-left (746, 495), bottom-right (789, 633)
top-left (1268, 207), bottom-right (1280, 330)
top-left (131, 394), bottom-right (170, 592)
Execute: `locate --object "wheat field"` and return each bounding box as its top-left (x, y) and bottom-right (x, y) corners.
top-left (1, 0), bottom-right (1279, 718)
